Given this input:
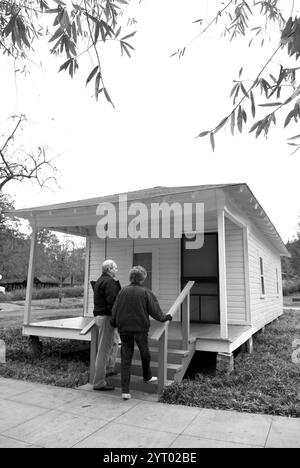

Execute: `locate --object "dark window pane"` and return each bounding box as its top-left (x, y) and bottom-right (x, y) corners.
top-left (261, 277), bottom-right (265, 295)
top-left (260, 257), bottom-right (264, 275)
top-left (183, 234), bottom-right (218, 278)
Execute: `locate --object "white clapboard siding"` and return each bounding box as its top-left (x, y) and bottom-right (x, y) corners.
top-left (225, 218), bottom-right (247, 324)
top-left (248, 228), bottom-right (283, 328)
top-left (87, 235), bottom-right (180, 319)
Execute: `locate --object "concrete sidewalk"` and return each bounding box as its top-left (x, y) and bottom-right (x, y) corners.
top-left (0, 377), bottom-right (299, 448)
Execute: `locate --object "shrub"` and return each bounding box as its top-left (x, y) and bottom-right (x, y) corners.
top-left (282, 279), bottom-right (300, 296)
top-left (1, 286), bottom-right (84, 302)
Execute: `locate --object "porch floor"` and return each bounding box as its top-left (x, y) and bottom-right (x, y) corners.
top-left (23, 316), bottom-right (253, 353)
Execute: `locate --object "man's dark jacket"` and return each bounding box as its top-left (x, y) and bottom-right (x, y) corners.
top-left (93, 272), bottom-right (121, 317)
top-left (111, 283), bottom-right (169, 334)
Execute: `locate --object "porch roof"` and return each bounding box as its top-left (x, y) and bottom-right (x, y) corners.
top-left (7, 183), bottom-right (289, 256)
top-left (10, 183), bottom-right (231, 213)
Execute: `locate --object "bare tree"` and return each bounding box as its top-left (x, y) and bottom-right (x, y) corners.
top-left (0, 114), bottom-right (58, 191)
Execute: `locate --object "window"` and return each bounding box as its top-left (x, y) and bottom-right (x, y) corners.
top-left (276, 268), bottom-right (279, 295)
top-left (133, 252), bottom-right (152, 290)
top-left (260, 257), bottom-right (265, 296)
top-left (182, 233), bottom-right (218, 279)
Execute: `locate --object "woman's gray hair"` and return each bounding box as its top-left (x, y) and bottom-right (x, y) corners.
top-left (129, 266), bottom-right (147, 285)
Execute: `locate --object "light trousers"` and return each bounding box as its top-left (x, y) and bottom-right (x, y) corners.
top-left (93, 316), bottom-right (115, 389)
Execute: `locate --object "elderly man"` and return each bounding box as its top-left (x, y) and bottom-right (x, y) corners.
top-left (111, 265), bottom-right (172, 400)
top-left (93, 259), bottom-right (121, 391)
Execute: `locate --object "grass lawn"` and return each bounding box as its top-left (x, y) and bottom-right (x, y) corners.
top-left (0, 326), bottom-right (90, 388)
top-left (161, 309), bottom-right (300, 418)
top-left (0, 310), bottom-right (299, 417)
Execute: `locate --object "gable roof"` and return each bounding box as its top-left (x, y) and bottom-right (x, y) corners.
top-left (11, 184), bottom-right (234, 213)
top-left (8, 183), bottom-right (289, 256)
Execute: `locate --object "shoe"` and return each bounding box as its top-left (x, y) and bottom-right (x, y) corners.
top-left (93, 384), bottom-right (115, 391)
top-left (122, 393), bottom-right (131, 400)
top-left (106, 371), bottom-right (118, 377)
top-left (145, 376), bottom-right (158, 383)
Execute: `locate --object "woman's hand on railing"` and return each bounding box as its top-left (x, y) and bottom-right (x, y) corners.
top-left (164, 314), bottom-right (173, 322)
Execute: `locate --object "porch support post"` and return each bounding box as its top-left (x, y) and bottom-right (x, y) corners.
top-left (217, 205), bottom-right (228, 339)
top-left (24, 221), bottom-right (38, 325)
top-left (216, 352), bottom-right (234, 374)
top-left (83, 236), bottom-right (91, 316)
top-left (157, 329), bottom-right (168, 394)
top-left (246, 336), bottom-right (253, 354)
top-left (182, 292), bottom-right (190, 350)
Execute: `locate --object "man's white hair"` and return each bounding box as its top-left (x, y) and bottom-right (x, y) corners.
top-left (102, 259), bottom-right (117, 273)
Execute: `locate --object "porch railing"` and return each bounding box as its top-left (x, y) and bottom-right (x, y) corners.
top-left (150, 280), bottom-right (195, 394)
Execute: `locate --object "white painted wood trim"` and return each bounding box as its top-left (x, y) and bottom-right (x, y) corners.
top-left (83, 237), bottom-right (91, 316)
top-left (22, 325), bottom-right (91, 341)
top-left (133, 245), bottom-right (159, 296)
top-left (243, 226), bottom-right (252, 325)
top-left (24, 223), bottom-right (38, 325)
top-left (217, 207), bottom-right (228, 339)
top-left (224, 206), bottom-right (247, 229)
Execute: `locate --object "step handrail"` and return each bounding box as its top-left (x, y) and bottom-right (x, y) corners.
top-left (80, 318), bottom-right (95, 336)
top-left (151, 281), bottom-right (195, 341)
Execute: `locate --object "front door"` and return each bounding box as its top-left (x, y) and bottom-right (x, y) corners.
top-left (181, 233), bottom-right (219, 323)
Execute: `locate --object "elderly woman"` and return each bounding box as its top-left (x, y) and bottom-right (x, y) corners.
top-left (111, 265), bottom-right (172, 400)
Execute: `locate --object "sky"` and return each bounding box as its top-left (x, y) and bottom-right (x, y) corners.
top-left (1, 0), bottom-right (300, 243)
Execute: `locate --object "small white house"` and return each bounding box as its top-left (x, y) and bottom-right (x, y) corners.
top-left (10, 183), bottom-right (289, 391)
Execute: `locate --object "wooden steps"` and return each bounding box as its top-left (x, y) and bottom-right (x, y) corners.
top-left (115, 358), bottom-right (182, 380)
top-left (107, 339), bottom-right (196, 394)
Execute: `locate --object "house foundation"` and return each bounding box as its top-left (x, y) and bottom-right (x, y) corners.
top-left (246, 336), bottom-right (253, 354)
top-left (28, 335), bottom-right (43, 358)
top-left (216, 352), bottom-right (234, 374)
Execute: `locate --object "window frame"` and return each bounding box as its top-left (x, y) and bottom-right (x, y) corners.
top-left (259, 256), bottom-right (265, 298)
top-left (276, 267), bottom-right (279, 296)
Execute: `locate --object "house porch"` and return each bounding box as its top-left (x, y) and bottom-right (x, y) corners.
top-left (23, 316), bottom-right (253, 354)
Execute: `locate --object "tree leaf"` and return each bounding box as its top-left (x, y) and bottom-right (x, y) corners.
top-left (215, 117), bottom-right (228, 132)
top-left (250, 91), bottom-right (255, 117)
top-left (120, 31), bottom-right (136, 41)
top-left (249, 120), bottom-right (261, 133)
top-left (258, 102), bottom-right (282, 107)
top-left (230, 110), bottom-right (235, 135)
top-left (237, 106), bottom-right (243, 132)
top-left (240, 83), bottom-right (249, 98)
top-left (86, 66), bottom-right (99, 86)
top-left (59, 58), bottom-right (71, 72)
top-left (104, 88), bottom-right (115, 108)
top-left (284, 110), bottom-right (295, 128)
top-left (95, 71), bottom-right (101, 101)
top-left (49, 26), bottom-right (64, 43)
top-left (210, 132), bottom-right (215, 151)
top-left (196, 131), bottom-right (210, 138)
top-left (288, 134), bottom-right (300, 140)
top-left (94, 22), bottom-right (100, 44)
top-left (230, 83), bottom-right (238, 98)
